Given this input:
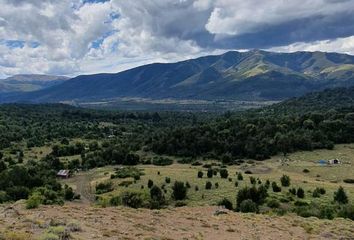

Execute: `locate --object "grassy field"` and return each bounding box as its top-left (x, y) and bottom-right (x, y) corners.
top-left (63, 144), bottom-right (354, 208)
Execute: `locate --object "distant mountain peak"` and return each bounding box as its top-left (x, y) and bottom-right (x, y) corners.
top-left (2, 50), bottom-right (354, 103)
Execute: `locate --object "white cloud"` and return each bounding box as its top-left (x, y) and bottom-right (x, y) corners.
top-left (269, 36), bottom-right (354, 55)
top-left (205, 0), bottom-right (354, 35)
top-left (0, 0), bottom-right (354, 78)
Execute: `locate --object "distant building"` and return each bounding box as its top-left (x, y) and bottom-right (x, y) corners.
top-left (57, 169), bottom-right (70, 178)
top-left (328, 159), bottom-right (340, 165)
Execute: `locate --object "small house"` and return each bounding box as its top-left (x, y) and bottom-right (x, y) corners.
top-left (57, 169), bottom-right (70, 178)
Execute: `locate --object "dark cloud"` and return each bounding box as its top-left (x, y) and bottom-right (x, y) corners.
top-left (203, 10), bottom-right (354, 49)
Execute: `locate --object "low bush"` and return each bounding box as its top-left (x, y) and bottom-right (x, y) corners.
top-left (272, 182), bottom-right (281, 192)
top-left (205, 181), bottom-right (212, 190)
top-left (343, 179), bottom-right (354, 184)
top-left (109, 196), bottom-right (121, 206)
top-left (111, 167), bottom-right (144, 179)
top-left (280, 175), bottom-right (291, 187)
top-left (152, 157), bottom-right (173, 166)
top-left (148, 179), bottom-right (154, 189)
top-left (172, 181), bottom-right (187, 200)
top-left (218, 198), bottom-right (233, 210)
top-left (96, 181), bottom-right (113, 194)
top-left (334, 186), bottom-right (348, 204)
top-left (219, 169), bottom-right (229, 178)
top-left (207, 168), bottom-right (213, 178)
top-left (236, 185), bottom-right (268, 210)
top-left (297, 187), bottom-right (305, 198)
top-left (26, 192), bottom-right (44, 209)
top-left (239, 199), bottom-right (258, 213)
top-left (121, 191), bottom-right (144, 208)
top-left (267, 199), bottom-right (280, 208)
top-left (165, 177), bottom-right (171, 184)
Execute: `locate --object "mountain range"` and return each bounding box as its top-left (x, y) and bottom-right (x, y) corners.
top-left (0, 74), bottom-right (69, 93)
top-left (2, 50), bottom-right (354, 103)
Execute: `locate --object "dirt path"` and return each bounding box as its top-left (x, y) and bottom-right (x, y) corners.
top-left (69, 172), bottom-right (96, 203)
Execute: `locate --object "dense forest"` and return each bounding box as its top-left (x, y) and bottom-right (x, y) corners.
top-left (1, 87), bottom-right (354, 206)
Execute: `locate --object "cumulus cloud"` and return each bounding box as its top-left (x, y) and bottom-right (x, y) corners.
top-left (0, 0), bottom-right (354, 78)
top-left (269, 36), bottom-right (354, 55)
top-left (205, 0), bottom-right (354, 35)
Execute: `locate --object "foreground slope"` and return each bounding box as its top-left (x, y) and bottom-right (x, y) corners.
top-left (6, 50), bottom-right (354, 103)
top-left (1, 202), bottom-right (353, 240)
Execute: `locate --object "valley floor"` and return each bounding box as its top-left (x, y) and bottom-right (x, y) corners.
top-left (1, 201), bottom-right (354, 240)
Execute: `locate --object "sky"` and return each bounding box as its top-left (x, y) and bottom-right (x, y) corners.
top-left (1, 0), bottom-right (354, 78)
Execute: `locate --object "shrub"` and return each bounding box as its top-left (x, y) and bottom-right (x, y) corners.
top-left (219, 169), bottom-right (229, 178)
top-left (66, 220), bottom-right (81, 232)
top-left (239, 200), bottom-right (258, 213)
top-left (152, 157), bottom-right (173, 166)
top-left (228, 178), bottom-right (232, 182)
top-left (207, 168), bottom-right (213, 178)
top-left (172, 181), bottom-right (187, 200)
top-left (267, 199), bottom-right (280, 208)
top-left (234, 181), bottom-right (238, 187)
top-left (218, 198), bottom-right (233, 210)
top-left (272, 182), bottom-right (281, 192)
top-left (0, 191), bottom-right (8, 203)
top-left (197, 171), bottom-right (203, 178)
top-left (312, 187), bottom-right (324, 198)
top-left (297, 187), bottom-right (305, 198)
top-left (39, 233), bottom-right (60, 240)
top-left (280, 175), bottom-right (291, 187)
top-left (237, 173), bottom-right (243, 181)
top-left (175, 201), bottom-right (187, 207)
top-left (215, 182), bottom-right (219, 188)
top-left (318, 187), bottom-right (326, 195)
top-left (147, 179), bottom-right (154, 189)
top-left (95, 181), bottom-right (113, 194)
top-left (264, 179), bottom-right (270, 189)
top-left (334, 186), bottom-right (348, 204)
top-left (249, 177), bottom-right (256, 185)
top-left (26, 193), bottom-right (43, 209)
top-left (121, 191), bottom-right (144, 208)
top-left (63, 185), bottom-right (75, 200)
top-left (150, 185), bottom-right (165, 208)
top-left (303, 169), bottom-right (310, 173)
top-left (111, 167), bottom-right (144, 179)
top-left (295, 206), bottom-right (320, 218)
top-left (165, 177), bottom-right (171, 184)
top-left (205, 181), bottom-right (212, 190)
top-left (236, 185), bottom-right (268, 209)
top-left (289, 188), bottom-right (297, 195)
top-left (343, 179), bottom-right (354, 184)
top-left (338, 204), bottom-right (354, 220)
top-left (185, 181), bottom-right (191, 188)
top-left (195, 185), bottom-right (199, 191)
top-left (110, 196), bottom-right (121, 206)
top-left (294, 200), bottom-right (308, 206)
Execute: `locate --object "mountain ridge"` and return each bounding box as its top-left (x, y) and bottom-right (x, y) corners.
top-left (0, 74), bottom-right (70, 93)
top-left (3, 50), bottom-right (354, 103)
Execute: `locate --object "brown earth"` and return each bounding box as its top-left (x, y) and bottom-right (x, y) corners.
top-left (0, 202), bottom-right (353, 240)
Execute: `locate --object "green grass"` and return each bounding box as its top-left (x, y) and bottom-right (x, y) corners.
top-left (79, 144), bottom-right (354, 208)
